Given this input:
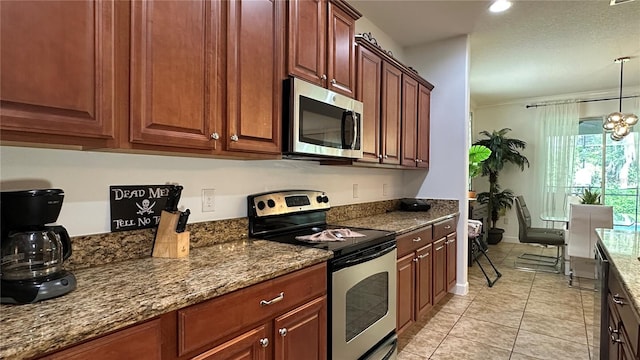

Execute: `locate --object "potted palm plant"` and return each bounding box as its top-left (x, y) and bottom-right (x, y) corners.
top-left (468, 144), bottom-right (492, 199)
top-left (474, 128), bottom-right (530, 244)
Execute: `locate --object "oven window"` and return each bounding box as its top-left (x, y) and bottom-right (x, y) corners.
top-left (345, 272), bottom-right (389, 342)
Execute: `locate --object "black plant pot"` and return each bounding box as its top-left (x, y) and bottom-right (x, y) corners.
top-left (487, 228), bottom-right (504, 245)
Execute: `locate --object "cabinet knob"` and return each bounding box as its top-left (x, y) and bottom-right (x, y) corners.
top-left (413, 258), bottom-right (418, 262)
top-left (279, 328), bottom-right (288, 337)
top-left (230, 134), bottom-right (239, 142)
top-left (384, 155), bottom-right (388, 159)
top-left (321, 74), bottom-right (327, 80)
top-left (210, 132), bottom-right (220, 140)
top-left (259, 338), bottom-right (269, 347)
top-left (331, 79), bottom-right (337, 85)
top-left (378, 154), bottom-right (383, 159)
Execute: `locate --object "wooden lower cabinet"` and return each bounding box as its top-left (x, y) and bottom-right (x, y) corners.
top-left (192, 325), bottom-right (270, 360)
top-left (606, 268), bottom-right (640, 360)
top-left (415, 244), bottom-right (433, 318)
top-left (396, 252), bottom-right (416, 334)
top-left (273, 296), bottom-right (327, 360)
top-left (432, 237), bottom-right (447, 304)
top-left (446, 233), bottom-right (457, 291)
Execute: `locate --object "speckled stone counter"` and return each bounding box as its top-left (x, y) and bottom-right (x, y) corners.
top-left (0, 240), bottom-right (332, 360)
top-left (334, 203), bottom-right (459, 235)
top-left (595, 229), bottom-right (640, 316)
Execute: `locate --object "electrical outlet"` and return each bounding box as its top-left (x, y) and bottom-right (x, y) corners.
top-left (353, 184), bottom-right (359, 198)
top-left (383, 183), bottom-right (389, 196)
top-left (202, 189), bottom-right (215, 212)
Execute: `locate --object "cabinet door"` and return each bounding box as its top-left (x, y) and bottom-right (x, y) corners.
top-left (227, 0), bottom-right (283, 154)
top-left (130, 0), bottom-right (222, 150)
top-left (401, 75), bottom-right (418, 167)
top-left (446, 233), bottom-right (457, 291)
top-left (396, 253), bottom-right (415, 335)
top-left (433, 238), bottom-right (447, 304)
top-left (381, 62), bottom-right (402, 165)
top-left (415, 244), bottom-right (433, 318)
top-left (416, 84), bottom-right (431, 168)
top-left (40, 319), bottom-right (162, 360)
top-left (326, 2), bottom-right (356, 97)
top-left (1, 0), bottom-right (118, 141)
top-left (274, 296), bottom-right (327, 360)
top-left (191, 324), bottom-right (269, 360)
top-left (287, 0), bottom-right (326, 87)
top-left (355, 45), bottom-right (382, 163)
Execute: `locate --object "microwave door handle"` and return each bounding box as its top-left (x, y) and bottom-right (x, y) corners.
top-left (352, 113), bottom-right (358, 150)
top-left (341, 111), bottom-right (353, 149)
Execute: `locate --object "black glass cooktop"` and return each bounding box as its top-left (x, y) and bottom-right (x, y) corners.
top-left (259, 224), bottom-right (395, 258)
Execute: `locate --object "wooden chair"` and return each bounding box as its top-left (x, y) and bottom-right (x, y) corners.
top-left (514, 196), bottom-right (566, 273)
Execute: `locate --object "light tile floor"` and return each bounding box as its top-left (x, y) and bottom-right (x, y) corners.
top-left (398, 242), bottom-right (596, 360)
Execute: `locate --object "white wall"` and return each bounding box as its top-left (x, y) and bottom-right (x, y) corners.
top-left (403, 35), bottom-right (471, 295)
top-left (0, 146), bottom-right (405, 236)
top-left (473, 92), bottom-right (640, 242)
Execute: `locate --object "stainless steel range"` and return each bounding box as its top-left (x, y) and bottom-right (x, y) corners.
top-left (248, 190), bottom-right (397, 360)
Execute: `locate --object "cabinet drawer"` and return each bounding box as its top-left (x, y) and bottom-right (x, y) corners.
top-left (178, 262), bottom-right (327, 356)
top-left (397, 226), bottom-right (432, 258)
top-left (608, 272), bottom-right (640, 356)
top-left (433, 217), bottom-right (456, 240)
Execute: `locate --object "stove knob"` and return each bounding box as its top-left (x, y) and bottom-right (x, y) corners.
top-left (316, 195), bottom-right (323, 203)
top-left (257, 201), bottom-right (266, 210)
top-left (267, 199), bottom-right (276, 208)
top-left (322, 196), bottom-right (329, 203)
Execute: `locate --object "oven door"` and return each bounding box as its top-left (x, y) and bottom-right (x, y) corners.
top-left (331, 240), bottom-right (397, 360)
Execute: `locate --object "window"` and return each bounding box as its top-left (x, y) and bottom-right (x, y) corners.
top-left (573, 118), bottom-right (639, 230)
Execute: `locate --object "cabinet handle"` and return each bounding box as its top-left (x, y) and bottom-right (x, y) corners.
top-left (210, 132), bottom-right (220, 140)
top-left (230, 134), bottom-right (239, 142)
top-left (412, 237), bottom-right (422, 242)
top-left (331, 79), bottom-right (337, 85)
top-left (417, 254), bottom-right (428, 260)
top-left (609, 325), bottom-right (619, 334)
top-left (435, 246), bottom-right (444, 251)
top-left (613, 294), bottom-right (625, 306)
top-left (279, 328), bottom-right (288, 337)
top-left (321, 74), bottom-right (327, 80)
top-left (444, 225), bottom-right (451, 230)
top-left (384, 155), bottom-right (388, 159)
top-left (259, 338), bottom-right (269, 347)
top-left (417, 159), bottom-right (423, 163)
top-left (611, 335), bottom-right (623, 344)
top-left (260, 292), bottom-right (284, 306)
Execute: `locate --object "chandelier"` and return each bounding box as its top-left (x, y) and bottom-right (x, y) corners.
top-left (603, 57), bottom-right (638, 140)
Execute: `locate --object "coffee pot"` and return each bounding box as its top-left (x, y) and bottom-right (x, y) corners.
top-left (1, 189), bottom-right (77, 304)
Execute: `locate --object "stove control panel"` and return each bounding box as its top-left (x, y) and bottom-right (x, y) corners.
top-left (248, 190), bottom-right (330, 217)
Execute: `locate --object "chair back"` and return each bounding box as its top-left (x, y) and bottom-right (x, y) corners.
top-left (514, 196), bottom-right (530, 240)
top-left (567, 204), bottom-right (613, 258)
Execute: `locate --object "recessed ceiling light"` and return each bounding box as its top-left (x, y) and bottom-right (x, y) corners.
top-left (489, 0), bottom-right (512, 13)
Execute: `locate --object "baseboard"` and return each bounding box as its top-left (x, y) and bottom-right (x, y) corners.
top-left (451, 281), bottom-right (469, 296)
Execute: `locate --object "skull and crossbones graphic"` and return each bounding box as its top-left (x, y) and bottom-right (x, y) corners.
top-left (136, 199), bottom-right (156, 215)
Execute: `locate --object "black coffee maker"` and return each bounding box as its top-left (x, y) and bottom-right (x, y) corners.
top-left (1, 189), bottom-right (77, 304)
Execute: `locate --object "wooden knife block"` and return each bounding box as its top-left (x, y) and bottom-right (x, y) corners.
top-left (152, 210), bottom-right (190, 258)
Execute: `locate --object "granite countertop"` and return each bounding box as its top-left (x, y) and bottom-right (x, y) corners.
top-left (0, 240), bottom-right (332, 360)
top-left (595, 229), bottom-right (640, 316)
top-left (0, 208), bottom-right (459, 359)
top-left (334, 209), bottom-right (459, 235)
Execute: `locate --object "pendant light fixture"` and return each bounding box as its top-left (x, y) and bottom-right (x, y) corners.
top-left (603, 57), bottom-right (639, 141)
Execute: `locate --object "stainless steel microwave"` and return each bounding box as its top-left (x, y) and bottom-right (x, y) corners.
top-left (283, 77), bottom-right (363, 159)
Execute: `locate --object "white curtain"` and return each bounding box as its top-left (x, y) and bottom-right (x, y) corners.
top-left (535, 102), bottom-right (580, 218)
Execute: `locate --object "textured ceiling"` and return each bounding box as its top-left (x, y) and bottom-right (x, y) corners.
top-left (350, 0), bottom-right (640, 107)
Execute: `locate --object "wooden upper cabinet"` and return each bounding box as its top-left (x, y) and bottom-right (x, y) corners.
top-left (355, 45), bottom-right (382, 163)
top-left (287, 0), bottom-right (360, 98)
top-left (326, 2), bottom-right (356, 97)
top-left (417, 84), bottom-right (431, 169)
top-left (401, 75), bottom-right (419, 167)
top-left (226, 0), bottom-right (283, 154)
top-left (130, 0), bottom-right (222, 151)
top-left (287, 0), bottom-right (326, 87)
top-left (381, 62), bottom-right (402, 165)
top-left (0, 0), bottom-right (120, 143)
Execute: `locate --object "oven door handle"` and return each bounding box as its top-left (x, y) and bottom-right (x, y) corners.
top-left (335, 243), bottom-right (396, 269)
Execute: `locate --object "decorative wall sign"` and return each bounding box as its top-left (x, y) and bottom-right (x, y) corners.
top-left (109, 185), bottom-right (175, 232)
